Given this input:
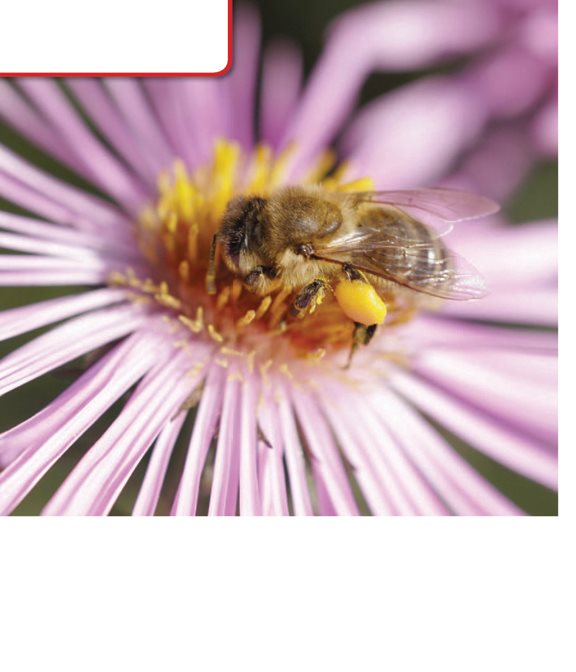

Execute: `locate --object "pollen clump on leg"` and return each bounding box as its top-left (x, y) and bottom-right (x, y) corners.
top-left (335, 279), bottom-right (388, 326)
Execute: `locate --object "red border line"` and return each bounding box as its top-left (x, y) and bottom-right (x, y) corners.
top-left (0, 0), bottom-right (233, 78)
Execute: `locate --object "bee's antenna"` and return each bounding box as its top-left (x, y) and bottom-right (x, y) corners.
top-left (206, 234), bottom-right (218, 295)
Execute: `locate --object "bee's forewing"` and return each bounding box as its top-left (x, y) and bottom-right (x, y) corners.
top-left (356, 188), bottom-right (500, 223)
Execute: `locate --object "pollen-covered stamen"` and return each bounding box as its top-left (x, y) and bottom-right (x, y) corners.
top-left (116, 140), bottom-right (418, 363)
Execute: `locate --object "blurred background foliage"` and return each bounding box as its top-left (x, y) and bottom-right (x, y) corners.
top-left (0, 0), bottom-right (557, 514)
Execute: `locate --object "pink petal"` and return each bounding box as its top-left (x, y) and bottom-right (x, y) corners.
top-left (366, 389), bottom-right (523, 515)
top-left (276, 379), bottom-right (314, 516)
top-left (281, 0), bottom-right (500, 176)
top-left (413, 350), bottom-right (557, 446)
top-left (104, 79), bottom-right (175, 172)
top-left (342, 76), bottom-right (487, 188)
top-left (260, 40), bottom-right (303, 149)
top-left (238, 371), bottom-right (261, 515)
top-left (42, 348), bottom-right (206, 516)
top-left (0, 145), bottom-right (131, 230)
top-left (18, 79), bottom-right (148, 210)
top-left (291, 390), bottom-right (358, 515)
top-left (132, 413), bottom-right (188, 516)
top-left (390, 370), bottom-right (557, 488)
top-left (0, 81), bottom-right (87, 174)
top-left (66, 79), bottom-right (164, 186)
top-left (208, 374), bottom-right (241, 515)
top-left (227, 5), bottom-right (260, 150)
top-left (0, 210), bottom-right (137, 259)
top-left (0, 303), bottom-right (147, 396)
top-left (0, 288), bottom-right (128, 342)
top-left (0, 329), bottom-right (164, 512)
top-left (171, 365), bottom-right (224, 516)
top-left (256, 391), bottom-right (290, 516)
top-left (318, 393), bottom-right (396, 515)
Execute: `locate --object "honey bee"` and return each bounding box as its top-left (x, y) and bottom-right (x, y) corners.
top-left (211, 185), bottom-right (498, 354)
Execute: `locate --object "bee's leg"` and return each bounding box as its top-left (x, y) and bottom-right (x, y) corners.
top-left (344, 322), bottom-right (378, 369)
top-left (290, 279), bottom-right (327, 318)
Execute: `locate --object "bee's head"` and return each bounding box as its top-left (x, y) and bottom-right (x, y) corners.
top-left (218, 196), bottom-right (277, 290)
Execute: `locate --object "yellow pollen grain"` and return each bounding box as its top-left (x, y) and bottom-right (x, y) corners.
top-left (227, 371), bottom-right (245, 383)
top-left (246, 350), bottom-right (256, 373)
top-left (215, 358), bottom-right (229, 368)
top-left (208, 323), bottom-right (224, 343)
top-left (278, 363), bottom-right (294, 380)
top-left (259, 359), bottom-right (273, 388)
top-left (255, 295), bottom-right (272, 319)
top-left (306, 348), bottom-right (327, 361)
top-left (217, 285), bottom-right (231, 309)
top-left (155, 292), bottom-right (183, 310)
top-left (178, 314), bottom-right (203, 334)
top-left (230, 279), bottom-right (243, 302)
top-left (220, 346), bottom-right (244, 357)
top-left (178, 260), bottom-right (190, 283)
top-left (237, 310), bottom-right (256, 328)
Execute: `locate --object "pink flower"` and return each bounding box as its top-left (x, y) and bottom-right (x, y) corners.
top-left (0, 4), bottom-right (557, 515)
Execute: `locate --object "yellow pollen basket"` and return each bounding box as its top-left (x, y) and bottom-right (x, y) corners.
top-left (335, 279), bottom-right (387, 326)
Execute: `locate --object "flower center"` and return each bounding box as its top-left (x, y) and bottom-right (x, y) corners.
top-left (111, 140), bottom-right (418, 365)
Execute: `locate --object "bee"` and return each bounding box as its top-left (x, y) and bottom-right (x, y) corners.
top-left (211, 185), bottom-right (498, 356)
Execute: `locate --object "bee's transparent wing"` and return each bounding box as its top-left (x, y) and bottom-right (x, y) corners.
top-left (352, 187), bottom-right (499, 236)
top-left (314, 227), bottom-right (488, 301)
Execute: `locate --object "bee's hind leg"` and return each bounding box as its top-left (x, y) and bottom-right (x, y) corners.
top-left (290, 279), bottom-right (327, 318)
top-left (344, 322), bottom-right (378, 369)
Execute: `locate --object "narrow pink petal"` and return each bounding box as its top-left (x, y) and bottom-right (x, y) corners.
top-left (66, 79), bottom-right (163, 186)
top-left (403, 315), bottom-right (557, 354)
top-left (291, 390), bottom-right (358, 515)
top-left (238, 372), bottom-right (261, 515)
top-left (532, 99), bottom-right (557, 157)
top-left (0, 288), bottom-right (128, 342)
top-left (0, 231), bottom-right (109, 261)
top-left (142, 81), bottom-right (191, 164)
top-left (42, 349), bottom-right (205, 516)
top-left (104, 79), bottom-right (175, 170)
top-left (256, 392), bottom-right (289, 516)
top-left (260, 40), bottom-right (303, 149)
top-left (208, 375), bottom-right (241, 516)
top-left (171, 365), bottom-right (224, 516)
top-left (390, 370), bottom-right (557, 488)
top-left (18, 79), bottom-right (148, 209)
top-left (132, 413), bottom-right (188, 516)
top-left (444, 125), bottom-right (535, 202)
top-left (441, 287), bottom-right (557, 325)
top-left (0, 329), bottom-right (163, 512)
top-left (0, 268), bottom-right (113, 286)
top-left (0, 210), bottom-right (137, 259)
top-left (463, 47), bottom-right (552, 120)
top-left (227, 5), bottom-right (260, 150)
top-left (0, 303), bottom-right (147, 396)
top-left (0, 81), bottom-right (87, 174)
top-left (0, 145), bottom-right (131, 230)
top-left (342, 77), bottom-right (487, 188)
top-left (366, 389), bottom-right (523, 515)
top-left (319, 394), bottom-right (395, 515)
top-left (346, 392), bottom-right (450, 515)
top-left (276, 380), bottom-right (314, 516)
top-left (414, 351), bottom-right (557, 446)
top-left (0, 255), bottom-right (119, 286)
top-left (281, 0), bottom-right (499, 176)
top-left (448, 220), bottom-right (557, 288)
top-left (0, 170), bottom-right (90, 228)
top-left (312, 465), bottom-right (338, 516)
